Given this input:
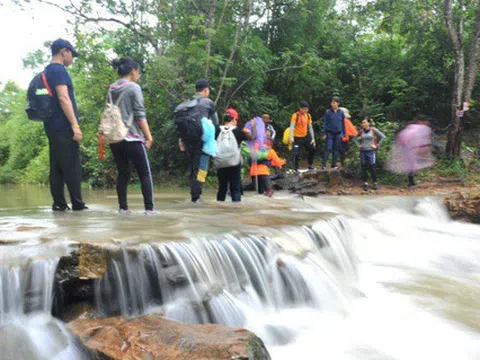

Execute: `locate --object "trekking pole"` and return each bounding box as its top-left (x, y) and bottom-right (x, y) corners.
top-left (252, 151), bottom-right (258, 193)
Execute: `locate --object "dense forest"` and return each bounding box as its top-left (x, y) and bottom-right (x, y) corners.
top-left (1, 0), bottom-right (479, 187)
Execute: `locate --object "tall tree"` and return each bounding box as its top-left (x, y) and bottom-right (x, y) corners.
top-left (444, 0), bottom-right (480, 156)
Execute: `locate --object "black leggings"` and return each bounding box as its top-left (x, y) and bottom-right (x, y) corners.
top-left (217, 165), bottom-right (242, 202)
top-left (110, 141), bottom-right (154, 211)
top-left (251, 175), bottom-right (272, 194)
top-left (293, 137), bottom-right (315, 171)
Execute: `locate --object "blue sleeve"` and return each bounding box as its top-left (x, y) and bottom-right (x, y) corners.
top-left (48, 66), bottom-right (70, 88)
top-left (323, 110), bottom-right (328, 133)
top-left (342, 113), bottom-right (346, 136)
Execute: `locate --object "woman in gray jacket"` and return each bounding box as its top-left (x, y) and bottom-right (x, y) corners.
top-left (109, 57), bottom-right (155, 213)
top-left (354, 119), bottom-right (386, 191)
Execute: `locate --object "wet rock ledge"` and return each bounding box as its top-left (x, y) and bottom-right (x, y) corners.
top-left (68, 314), bottom-right (271, 360)
top-left (445, 193), bottom-right (480, 224)
top-left (50, 244), bottom-right (272, 360)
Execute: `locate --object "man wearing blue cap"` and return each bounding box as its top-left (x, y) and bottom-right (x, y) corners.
top-left (44, 39), bottom-right (87, 211)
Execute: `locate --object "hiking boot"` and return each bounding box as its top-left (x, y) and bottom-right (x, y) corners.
top-left (72, 205), bottom-right (89, 211)
top-left (266, 189), bottom-right (274, 198)
top-left (372, 182), bottom-right (378, 190)
top-left (363, 183), bottom-right (369, 191)
top-left (52, 203), bottom-right (70, 211)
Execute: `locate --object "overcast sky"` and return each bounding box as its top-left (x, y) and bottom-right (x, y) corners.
top-left (1, 0), bottom-right (350, 90)
top-left (0, 1), bottom-right (71, 89)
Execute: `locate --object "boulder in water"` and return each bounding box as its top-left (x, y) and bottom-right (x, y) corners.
top-left (445, 193), bottom-right (480, 224)
top-left (68, 314), bottom-right (271, 360)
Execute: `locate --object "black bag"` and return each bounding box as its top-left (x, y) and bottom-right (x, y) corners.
top-left (25, 72), bottom-right (52, 121)
top-left (174, 98), bottom-right (203, 143)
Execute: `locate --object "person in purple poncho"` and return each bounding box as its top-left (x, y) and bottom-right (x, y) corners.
top-left (387, 117), bottom-right (434, 188)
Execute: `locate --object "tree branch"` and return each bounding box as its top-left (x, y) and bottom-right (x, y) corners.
top-left (37, 0), bottom-right (160, 53)
top-left (225, 65), bottom-right (307, 108)
top-left (215, 0), bottom-right (252, 105)
top-left (444, 0), bottom-right (462, 54)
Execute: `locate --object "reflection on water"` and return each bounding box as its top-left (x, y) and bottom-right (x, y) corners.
top-left (0, 185), bottom-right (479, 359)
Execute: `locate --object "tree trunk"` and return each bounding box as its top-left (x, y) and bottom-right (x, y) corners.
top-left (445, 0), bottom-right (465, 157)
top-left (205, 0), bottom-right (217, 77)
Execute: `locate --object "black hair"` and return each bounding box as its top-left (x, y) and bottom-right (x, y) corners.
top-left (222, 113), bottom-right (235, 124)
top-left (299, 100), bottom-right (309, 108)
top-left (331, 96), bottom-right (341, 104)
top-left (111, 57), bottom-right (139, 76)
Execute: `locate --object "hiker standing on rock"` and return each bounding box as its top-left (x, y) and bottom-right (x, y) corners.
top-left (387, 116), bottom-right (434, 189)
top-left (44, 39), bottom-right (88, 211)
top-left (175, 79), bottom-right (218, 203)
top-left (289, 101), bottom-right (316, 174)
top-left (322, 97), bottom-right (345, 170)
top-left (354, 119), bottom-right (386, 191)
top-left (339, 108), bottom-right (358, 168)
top-left (262, 114), bottom-right (276, 141)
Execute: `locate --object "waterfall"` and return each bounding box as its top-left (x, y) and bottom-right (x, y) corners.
top-left (94, 215), bottom-right (358, 330)
top-left (0, 258), bottom-right (58, 324)
top-left (2, 194), bottom-right (478, 359)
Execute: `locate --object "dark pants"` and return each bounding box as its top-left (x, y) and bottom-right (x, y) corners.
top-left (217, 165), bottom-right (242, 202)
top-left (110, 141), bottom-right (154, 211)
top-left (408, 173), bottom-right (416, 187)
top-left (323, 132), bottom-right (342, 167)
top-left (339, 141), bottom-right (350, 167)
top-left (251, 175), bottom-right (271, 194)
top-left (293, 137), bottom-right (315, 171)
top-left (46, 129), bottom-right (85, 209)
top-left (186, 141), bottom-right (210, 202)
top-left (360, 150), bottom-right (377, 183)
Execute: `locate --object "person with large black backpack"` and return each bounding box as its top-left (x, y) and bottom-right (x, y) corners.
top-left (174, 79), bottom-right (218, 202)
top-left (26, 39), bottom-right (87, 211)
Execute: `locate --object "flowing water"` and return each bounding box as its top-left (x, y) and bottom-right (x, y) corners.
top-left (0, 185), bottom-right (479, 359)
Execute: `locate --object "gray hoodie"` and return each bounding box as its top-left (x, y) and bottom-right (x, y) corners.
top-left (109, 79), bottom-right (147, 142)
top-left (354, 127), bottom-right (386, 151)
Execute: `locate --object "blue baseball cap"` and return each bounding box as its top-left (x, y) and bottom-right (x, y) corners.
top-left (51, 39), bottom-right (80, 57)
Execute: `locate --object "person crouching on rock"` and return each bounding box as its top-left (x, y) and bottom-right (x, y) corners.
top-left (354, 119), bottom-right (386, 191)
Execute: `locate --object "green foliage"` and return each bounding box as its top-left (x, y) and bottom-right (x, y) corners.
top-left (0, 84), bottom-right (48, 184)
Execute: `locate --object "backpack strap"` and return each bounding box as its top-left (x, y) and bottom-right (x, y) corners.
top-left (106, 89), bottom-right (113, 105)
top-left (41, 72), bottom-right (53, 96)
top-left (371, 127), bottom-right (378, 145)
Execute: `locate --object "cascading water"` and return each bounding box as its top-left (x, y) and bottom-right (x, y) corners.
top-left (0, 258), bottom-right (57, 324)
top-left (0, 188), bottom-right (479, 359)
top-left (94, 215), bottom-right (357, 345)
top-left (0, 245), bottom-right (89, 359)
